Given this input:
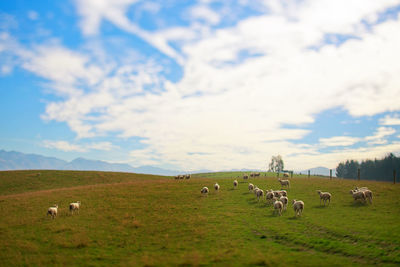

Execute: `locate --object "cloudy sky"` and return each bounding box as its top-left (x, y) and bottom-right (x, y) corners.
top-left (1, 0), bottom-right (400, 172)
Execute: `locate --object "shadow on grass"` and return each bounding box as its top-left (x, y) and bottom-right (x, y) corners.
top-left (345, 201), bottom-right (369, 207)
top-left (312, 204), bottom-right (330, 209)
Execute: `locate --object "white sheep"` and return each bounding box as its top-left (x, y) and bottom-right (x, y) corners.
top-left (278, 178), bottom-right (290, 188)
top-left (265, 191), bottom-right (275, 204)
top-left (283, 173), bottom-right (289, 178)
top-left (280, 196), bottom-right (288, 210)
top-left (292, 199), bottom-right (304, 216)
top-left (317, 190), bottom-right (331, 206)
top-left (276, 190), bottom-right (287, 197)
top-left (201, 187), bottom-right (209, 195)
top-left (354, 187), bottom-right (373, 204)
top-left (214, 183), bottom-right (220, 191)
top-left (349, 190), bottom-right (366, 203)
top-left (273, 200), bottom-right (283, 216)
top-left (256, 189), bottom-right (264, 202)
top-left (248, 183), bottom-right (254, 191)
top-left (185, 174), bottom-right (191, 179)
top-left (233, 180), bottom-right (238, 189)
top-left (69, 201), bottom-right (81, 214)
top-left (243, 174), bottom-right (249, 180)
top-left (47, 204), bottom-right (58, 219)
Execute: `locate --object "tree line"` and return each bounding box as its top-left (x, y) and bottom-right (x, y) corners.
top-left (336, 153), bottom-right (400, 181)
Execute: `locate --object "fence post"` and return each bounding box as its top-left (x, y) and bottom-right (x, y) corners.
top-left (330, 169), bottom-right (332, 180)
top-left (394, 170), bottom-right (396, 184)
top-left (357, 168), bottom-right (360, 181)
top-left (308, 170), bottom-right (310, 178)
top-left (291, 171), bottom-right (293, 178)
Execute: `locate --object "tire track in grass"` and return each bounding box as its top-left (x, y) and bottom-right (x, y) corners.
top-left (0, 179), bottom-right (169, 200)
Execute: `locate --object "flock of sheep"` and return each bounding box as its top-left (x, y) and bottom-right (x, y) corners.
top-left (47, 201), bottom-right (81, 219)
top-left (200, 175), bottom-right (373, 217)
top-left (175, 174), bottom-right (191, 179)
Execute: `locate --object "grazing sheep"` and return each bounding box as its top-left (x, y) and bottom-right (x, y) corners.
top-left (349, 190), bottom-right (366, 203)
top-left (201, 187), bottom-right (209, 195)
top-left (265, 191), bottom-right (275, 204)
top-left (276, 190), bottom-right (287, 197)
top-left (254, 172), bottom-right (261, 177)
top-left (248, 183), bottom-right (254, 191)
top-left (243, 174), bottom-right (249, 180)
top-left (273, 200), bottom-right (283, 216)
top-left (256, 189), bottom-right (264, 202)
top-left (69, 201), bottom-right (81, 214)
top-left (280, 196), bottom-right (288, 210)
top-left (47, 204), bottom-right (58, 219)
top-left (233, 180), bottom-right (238, 189)
top-left (354, 187), bottom-right (373, 203)
top-left (292, 199), bottom-right (304, 216)
top-left (253, 186), bottom-right (259, 196)
top-left (185, 174), bottom-right (191, 179)
top-left (354, 186), bottom-right (368, 191)
top-left (174, 175), bottom-right (179, 180)
top-left (283, 173), bottom-right (289, 178)
top-left (278, 178), bottom-right (290, 188)
top-left (214, 183), bottom-right (220, 191)
top-left (317, 190), bottom-right (331, 206)
top-left (179, 175), bottom-right (185, 179)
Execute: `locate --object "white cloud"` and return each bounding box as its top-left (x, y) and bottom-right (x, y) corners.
top-left (365, 127), bottom-right (396, 145)
top-left (43, 140), bottom-right (86, 152)
top-left (188, 5), bottom-right (221, 25)
top-left (380, 114), bottom-right (400, 125)
top-left (27, 11), bottom-right (39, 20)
top-left (319, 136), bottom-right (361, 147)
top-left (43, 140), bottom-right (118, 152)
top-left (4, 1), bottom-right (400, 171)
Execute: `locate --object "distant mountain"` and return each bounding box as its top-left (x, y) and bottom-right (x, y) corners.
top-left (0, 150), bottom-right (67, 170)
top-left (0, 150), bottom-right (180, 176)
top-left (299, 166), bottom-right (336, 177)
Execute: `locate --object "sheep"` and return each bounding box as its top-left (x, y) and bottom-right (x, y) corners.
top-left (233, 180), bottom-right (238, 189)
top-left (214, 183), bottom-right (220, 191)
top-left (47, 204), bottom-right (58, 219)
top-left (174, 175), bottom-right (179, 180)
top-left (185, 174), bottom-right (191, 179)
top-left (292, 199), bottom-right (304, 216)
top-left (317, 190), bottom-right (331, 206)
top-left (248, 183), bottom-right (254, 191)
top-left (243, 174), bottom-right (249, 180)
top-left (256, 189), bottom-right (264, 202)
top-left (349, 190), bottom-right (366, 203)
top-left (179, 175), bottom-right (184, 179)
top-left (201, 187), bottom-right (209, 195)
top-left (354, 187), bottom-right (373, 203)
top-left (276, 190), bottom-right (287, 197)
top-left (254, 172), bottom-right (261, 177)
top-left (278, 178), bottom-right (290, 188)
top-left (280, 196), bottom-right (288, 210)
top-left (273, 200), bottom-right (283, 216)
top-left (69, 201), bottom-right (81, 214)
top-left (283, 173), bottom-right (289, 178)
top-left (265, 191), bottom-right (275, 204)
top-left (354, 186), bottom-right (368, 191)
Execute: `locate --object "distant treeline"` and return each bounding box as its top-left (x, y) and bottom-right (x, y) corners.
top-left (336, 153), bottom-right (400, 181)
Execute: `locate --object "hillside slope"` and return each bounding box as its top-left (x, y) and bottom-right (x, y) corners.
top-left (0, 171), bottom-right (399, 266)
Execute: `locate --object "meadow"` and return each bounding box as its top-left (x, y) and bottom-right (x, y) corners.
top-left (0, 170), bottom-right (399, 266)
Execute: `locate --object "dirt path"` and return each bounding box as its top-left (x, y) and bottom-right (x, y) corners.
top-left (0, 179), bottom-right (169, 200)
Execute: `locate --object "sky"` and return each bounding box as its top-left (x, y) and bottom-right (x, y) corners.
top-left (1, 0), bottom-right (400, 172)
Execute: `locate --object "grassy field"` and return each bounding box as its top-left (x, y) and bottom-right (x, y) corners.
top-left (1, 170), bottom-right (400, 266)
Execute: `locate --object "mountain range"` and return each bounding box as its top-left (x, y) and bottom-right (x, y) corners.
top-left (0, 150), bottom-right (182, 176)
top-left (299, 166), bottom-right (336, 177)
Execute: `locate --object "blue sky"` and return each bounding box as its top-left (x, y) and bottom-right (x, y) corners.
top-left (1, 0), bottom-right (400, 171)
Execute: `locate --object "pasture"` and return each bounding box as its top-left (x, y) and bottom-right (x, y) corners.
top-left (0, 170), bottom-right (399, 266)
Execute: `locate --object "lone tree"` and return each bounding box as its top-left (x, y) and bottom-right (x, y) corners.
top-left (268, 155), bottom-right (284, 173)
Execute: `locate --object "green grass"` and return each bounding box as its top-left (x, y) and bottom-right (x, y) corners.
top-left (1, 170), bottom-right (399, 266)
